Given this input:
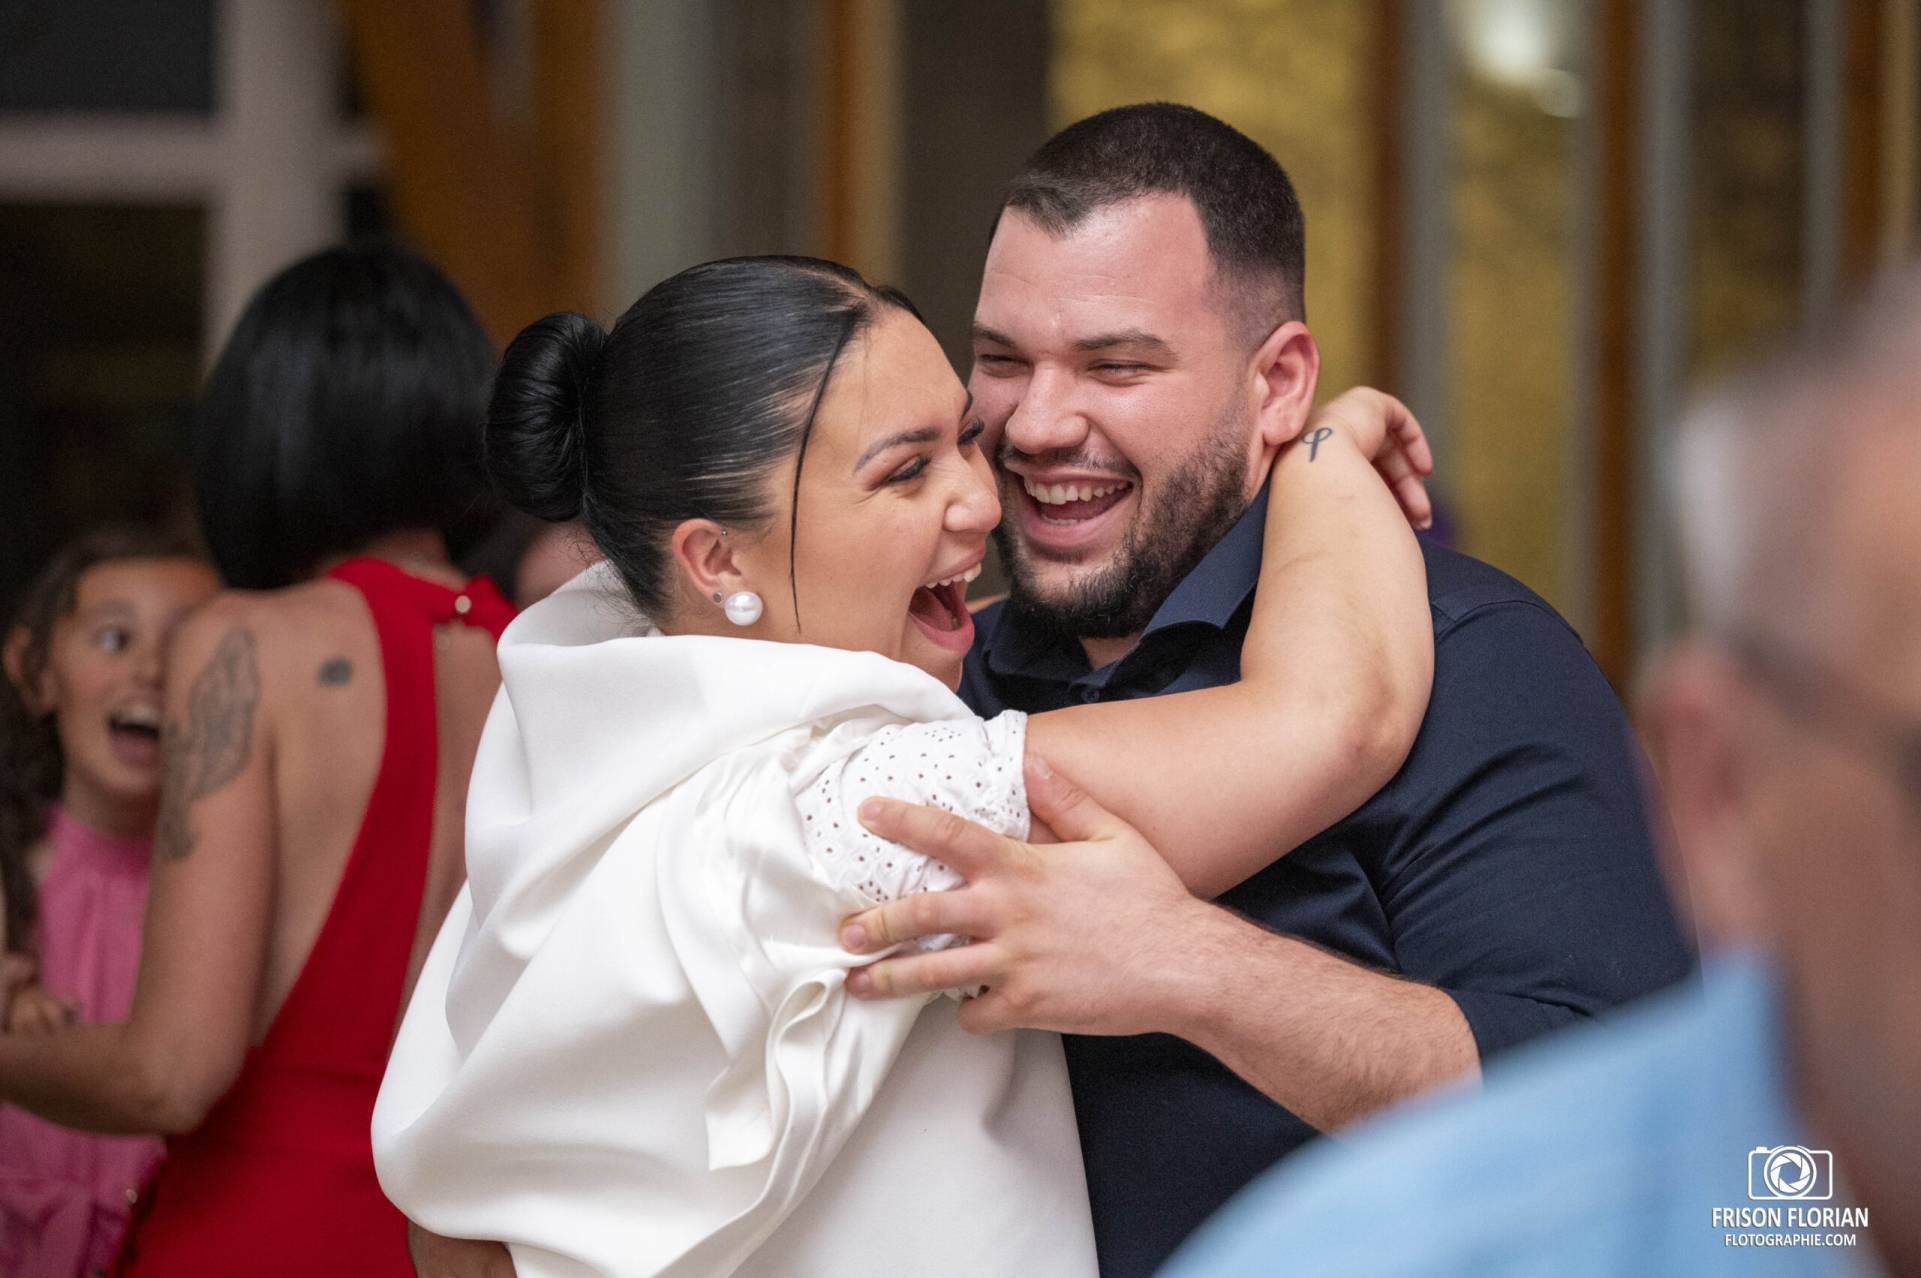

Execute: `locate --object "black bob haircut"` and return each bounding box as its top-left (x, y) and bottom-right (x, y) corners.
top-left (1001, 102), bottom-right (1307, 340)
top-left (192, 241), bottom-right (499, 589)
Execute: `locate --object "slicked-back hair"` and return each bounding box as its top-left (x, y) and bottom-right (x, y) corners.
top-left (486, 256), bottom-right (919, 627)
top-left (1001, 102), bottom-right (1306, 343)
top-left (193, 242), bottom-right (499, 589)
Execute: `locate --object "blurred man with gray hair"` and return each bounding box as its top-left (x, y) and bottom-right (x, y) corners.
top-left (1139, 269), bottom-right (1921, 1275)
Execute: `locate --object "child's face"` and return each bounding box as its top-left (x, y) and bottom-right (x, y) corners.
top-left (31, 558), bottom-right (220, 829)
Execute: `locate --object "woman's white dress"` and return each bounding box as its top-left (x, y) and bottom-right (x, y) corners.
top-left (371, 563), bottom-right (1096, 1278)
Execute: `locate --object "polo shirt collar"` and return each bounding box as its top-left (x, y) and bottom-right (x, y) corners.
top-left (983, 483), bottom-right (1268, 680)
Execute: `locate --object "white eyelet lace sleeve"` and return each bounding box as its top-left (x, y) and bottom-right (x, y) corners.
top-left (794, 710), bottom-right (1029, 951)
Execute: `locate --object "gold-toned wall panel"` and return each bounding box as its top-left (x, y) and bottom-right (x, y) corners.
top-left (1447, 69), bottom-right (1578, 610)
top-left (1689, 0), bottom-right (1804, 376)
top-left (1049, 0), bottom-right (1377, 400)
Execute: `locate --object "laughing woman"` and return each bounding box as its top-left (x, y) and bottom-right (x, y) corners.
top-left (374, 256), bottom-right (1434, 1278)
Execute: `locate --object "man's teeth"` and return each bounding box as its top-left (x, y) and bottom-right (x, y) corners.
top-left (112, 704), bottom-right (161, 730)
top-left (1022, 478), bottom-right (1128, 506)
top-left (924, 563), bottom-right (984, 590)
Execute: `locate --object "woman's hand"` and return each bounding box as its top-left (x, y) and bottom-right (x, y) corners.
top-left (0, 953), bottom-right (37, 1026)
top-left (1304, 388), bottom-right (1435, 528)
top-left (5, 979), bottom-right (76, 1035)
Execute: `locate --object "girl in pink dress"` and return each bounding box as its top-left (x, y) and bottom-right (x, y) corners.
top-left (0, 530), bottom-right (218, 1278)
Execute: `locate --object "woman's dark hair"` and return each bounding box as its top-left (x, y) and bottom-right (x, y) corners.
top-left (486, 255), bottom-right (918, 624)
top-left (193, 241), bottom-right (499, 589)
top-left (0, 527), bottom-right (203, 953)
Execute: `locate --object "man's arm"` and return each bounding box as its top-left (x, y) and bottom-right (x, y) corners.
top-left (1167, 918), bottom-right (1478, 1130)
top-left (1360, 598), bottom-right (1693, 1057)
top-left (840, 756), bottom-right (1478, 1132)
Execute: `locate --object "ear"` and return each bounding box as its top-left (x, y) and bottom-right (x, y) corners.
top-left (668, 519), bottom-right (754, 614)
top-left (1251, 321), bottom-right (1321, 451)
top-left (1638, 643), bottom-right (1771, 949)
top-left (2, 625), bottom-right (47, 715)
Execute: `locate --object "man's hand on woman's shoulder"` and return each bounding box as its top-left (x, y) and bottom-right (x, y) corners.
top-left (839, 753), bottom-right (1215, 1038)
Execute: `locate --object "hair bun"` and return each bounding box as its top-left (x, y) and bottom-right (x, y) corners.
top-left (486, 311), bottom-right (606, 522)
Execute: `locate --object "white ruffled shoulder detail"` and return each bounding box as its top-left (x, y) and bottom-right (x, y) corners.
top-left (794, 710), bottom-right (1028, 947)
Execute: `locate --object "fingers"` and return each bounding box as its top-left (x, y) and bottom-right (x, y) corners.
top-left (0, 959), bottom-right (69, 1037)
top-left (0, 952), bottom-right (35, 1004)
top-left (1398, 476), bottom-right (1433, 530)
top-left (1344, 389), bottom-right (1431, 468)
top-left (1379, 392), bottom-right (1433, 475)
top-left (1315, 388), bottom-right (1434, 478)
top-left (1374, 449), bottom-right (1433, 529)
top-left (7, 991), bottom-right (74, 1036)
top-left (1360, 391), bottom-right (1433, 529)
top-left (955, 988), bottom-right (1018, 1035)
top-left (856, 797), bottom-right (1008, 879)
top-left (840, 886), bottom-right (997, 954)
top-left (846, 943), bottom-right (1002, 1000)
top-left (1322, 387), bottom-right (1395, 458)
top-left (1021, 752), bottom-right (1115, 843)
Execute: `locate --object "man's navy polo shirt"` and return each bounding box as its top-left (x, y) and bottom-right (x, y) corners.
top-left (958, 487), bottom-right (1693, 1278)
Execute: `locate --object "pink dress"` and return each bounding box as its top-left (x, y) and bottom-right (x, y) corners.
top-left (0, 807), bottom-right (164, 1278)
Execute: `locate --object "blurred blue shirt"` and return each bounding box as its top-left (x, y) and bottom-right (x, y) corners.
top-left (1161, 955), bottom-right (1879, 1277)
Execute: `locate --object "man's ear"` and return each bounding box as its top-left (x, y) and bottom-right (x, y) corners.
top-left (1639, 643), bottom-right (1771, 950)
top-left (668, 520), bottom-right (753, 611)
top-left (1251, 320), bottom-right (1320, 450)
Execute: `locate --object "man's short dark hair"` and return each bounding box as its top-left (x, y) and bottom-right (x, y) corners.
top-left (1002, 102), bottom-right (1306, 341)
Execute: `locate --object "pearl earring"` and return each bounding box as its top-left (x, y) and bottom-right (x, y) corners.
top-left (722, 590), bottom-right (763, 626)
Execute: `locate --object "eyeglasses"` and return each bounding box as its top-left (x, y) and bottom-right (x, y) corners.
top-left (1721, 629), bottom-right (1921, 803)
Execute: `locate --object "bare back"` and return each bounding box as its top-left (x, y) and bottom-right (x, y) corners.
top-left (245, 568), bottom-right (501, 1042)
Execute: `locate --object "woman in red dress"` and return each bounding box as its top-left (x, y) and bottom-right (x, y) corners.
top-left (0, 243), bottom-right (514, 1276)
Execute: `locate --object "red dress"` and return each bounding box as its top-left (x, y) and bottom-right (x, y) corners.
top-left (113, 559), bottom-right (514, 1277)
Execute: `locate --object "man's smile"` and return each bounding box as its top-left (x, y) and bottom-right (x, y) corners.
top-left (1008, 472), bottom-right (1137, 555)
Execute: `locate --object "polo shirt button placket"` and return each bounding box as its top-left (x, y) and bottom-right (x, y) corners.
top-left (1079, 686), bottom-right (1103, 704)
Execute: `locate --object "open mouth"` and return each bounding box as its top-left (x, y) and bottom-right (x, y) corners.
top-left (908, 562), bottom-right (982, 652)
top-left (1021, 477), bottom-right (1133, 525)
top-left (107, 703), bottom-right (163, 767)
top-left (1016, 475), bottom-right (1136, 551)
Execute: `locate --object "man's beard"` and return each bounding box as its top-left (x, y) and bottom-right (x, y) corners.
top-left (995, 416), bottom-right (1251, 642)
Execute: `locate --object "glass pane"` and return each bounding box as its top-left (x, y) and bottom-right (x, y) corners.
top-left (0, 203), bottom-right (206, 612)
top-left (0, 0), bottom-right (215, 115)
top-left (1688, 0), bottom-right (1804, 376)
top-left (1049, 0), bottom-right (1381, 400)
top-left (1443, 0), bottom-right (1586, 614)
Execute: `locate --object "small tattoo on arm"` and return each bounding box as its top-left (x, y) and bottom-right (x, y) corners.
top-left (317, 658), bottom-right (352, 687)
top-left (1304, 426), bottom-right (1333, 462)
top-left (155, 627), bottom-right (263, 862)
